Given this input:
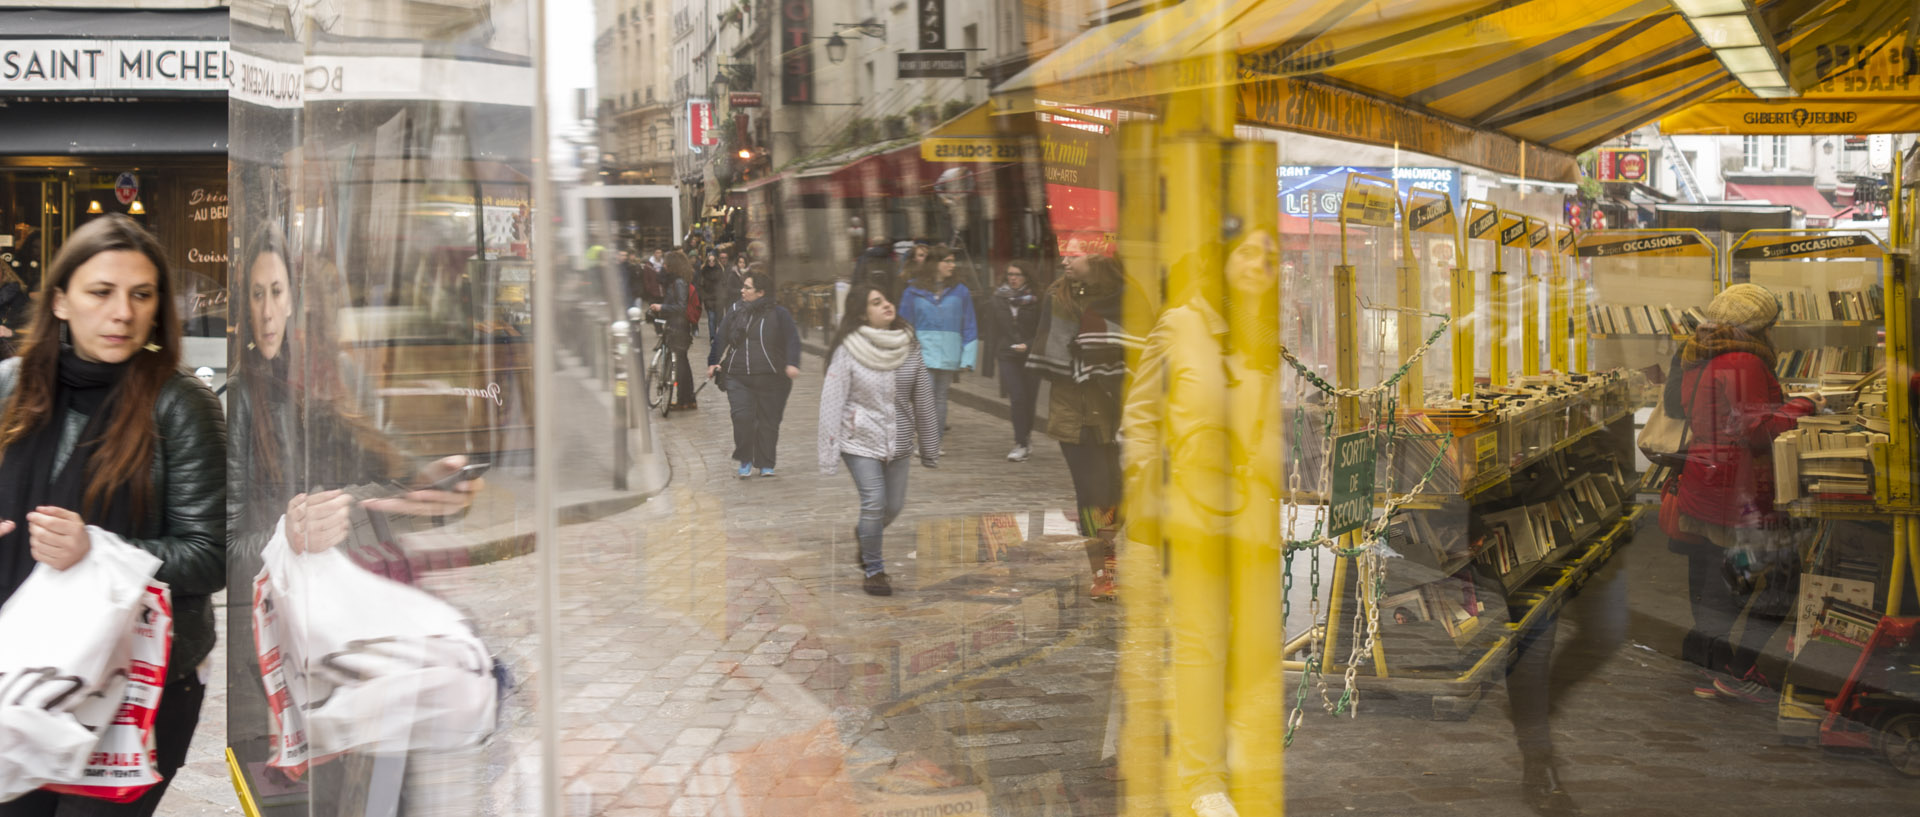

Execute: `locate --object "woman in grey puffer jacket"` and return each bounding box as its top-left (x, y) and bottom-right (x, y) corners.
top-left (818, 284), bottom-right (940, 596)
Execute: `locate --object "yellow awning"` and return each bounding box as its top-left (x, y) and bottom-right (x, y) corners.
top-left (1661, 9), bottom-right (1920, 135)
top-left (995, 0), bottom-right (1916, 181)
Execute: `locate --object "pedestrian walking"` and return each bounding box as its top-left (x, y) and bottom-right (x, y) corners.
top-left (710, 267), bottom-right (801, 478)
top-left (818, 284), bottom-right (940, 597)
top-left (1029, 253), bottom-right (1134, 600)
top-left (897, 245), bottom-right (977, 444)
top-left (647, 250), bottom-right (701, 409)
top-left (991, 260), bottom-right (1043, 461)
top-left (0, 214), bottom-right (226, 817)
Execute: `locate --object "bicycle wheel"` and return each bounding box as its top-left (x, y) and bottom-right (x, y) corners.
top-left (658, 348), bottom-right (677, 417)
top-left (645, 346), bottom-right (668, 409)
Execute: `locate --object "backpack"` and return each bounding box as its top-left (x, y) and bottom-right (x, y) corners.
top-left (685, 282), bottom-right (703, 327)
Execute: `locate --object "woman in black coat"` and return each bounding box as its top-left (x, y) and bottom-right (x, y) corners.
top-left (991, 260), bottom-right (1044, 462)
top-left (0, 215), bottom-right (225, 817)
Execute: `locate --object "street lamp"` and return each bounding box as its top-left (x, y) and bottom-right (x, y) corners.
top-left (825, 33), bottom-right (848, 64)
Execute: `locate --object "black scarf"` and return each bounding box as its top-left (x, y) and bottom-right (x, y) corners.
top-left (726, 296), bottom-right (776, 350)
top-left (0, 349), bottom-right (139, 604)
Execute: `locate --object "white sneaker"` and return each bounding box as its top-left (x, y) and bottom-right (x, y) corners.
top-left (1007, 444), bottom-right (1030, 462)
top-left (1191, 793), bottom-right (1240, 817)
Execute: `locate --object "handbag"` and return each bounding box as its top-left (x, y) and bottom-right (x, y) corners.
top-left (712, 343), bottom-right (734, 392)
top-left (1638, 362), bottom-right (1698, 469)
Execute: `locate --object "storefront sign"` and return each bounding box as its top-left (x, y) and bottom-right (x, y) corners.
top-left (1499, 215), bottom-right (1529, 248)
top-left (1466, 206), bottom-right (1500, 240)
top-left (919, 0), bottom-right (947, 50)
top-left (1731, 233), bottom-right (1880, 260)
top-left (782, 0), bottom-right (813, 104)
top-left (1661, 46), bottom-right (1920, 135)
top-left (1528, 223), bottom-right (1549, 248)
top-left (1575, 231), bottom-right (1714, 258)
top-left (1328, 431), bottom-right (1377, 538)
top-left (1406, 192), bottom-right (1453, 234)
top-left (1557, 228), bottom-right (1575, 253)
top-left (921, 138), bottom-right (1029, 162)
top-left (226, 50), bottom-right (533, 109)
top-left (728, 91), bottom-right (762, 108)
top-left (1278, 166), bottom-right (1460, 220)
top-left (114, 172), bottom-right (140, 206)
top-left (0, 39), bottom-right (229, 93)
top-left (899, 51), bottom-right (967, 79)
top-left (1595, 148), bottom-right (1650, 183)
top-left (687, 99), bottom-right (717, 149)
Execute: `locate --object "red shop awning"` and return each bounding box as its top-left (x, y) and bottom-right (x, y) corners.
top-left (1724, 182), bottom-right (1836, 221)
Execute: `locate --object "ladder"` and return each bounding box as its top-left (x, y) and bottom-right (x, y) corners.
top-left (1659, 132), bottom-right (1706, 203)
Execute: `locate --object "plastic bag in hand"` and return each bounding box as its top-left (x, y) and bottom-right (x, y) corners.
top-left (0, 529), bottom-right (162, 802)
top-left (254, 516), bottom-right (496, 764)
top-left (43, 585), bottom-right (173, 802)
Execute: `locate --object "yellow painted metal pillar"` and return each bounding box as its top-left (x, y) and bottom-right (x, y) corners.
top-left (1225, 140), bottom-right (1283, 817)
top-left (1398, 216), bottom-right (1422, 408)
top-left (1521, 218), bottom-right (1542, 377)
top-left (1452, 233), bottom-right (1474, 399)
top-left (1888, 156), bottom-right (1914, 507)
top-left (1548, 228), bottom-right (1570, 372)
top-left (1115, 121), bottom-right (1167, 817)
top-left (1893, 517), bottom-right (1910, 617)
top-left (1489, 267), bottom-right (1511, 387)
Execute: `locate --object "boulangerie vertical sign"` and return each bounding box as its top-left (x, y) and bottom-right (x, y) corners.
top-left (919, 0), bottom-right (947, 50)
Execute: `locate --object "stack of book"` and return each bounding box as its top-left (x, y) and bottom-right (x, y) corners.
top-left (1386, 508), bottom-right (1472, 573)
top-left (1772, 412), bottom-right (1889, 503)
top-left (1776, 284), bottom-right (1884, 322)
top-left (1586, 303), bottom-right (1704, 336)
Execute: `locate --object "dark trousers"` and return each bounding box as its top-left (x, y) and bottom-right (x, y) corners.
top-left (1500, 553), bottom-right (1628, 764)
top-left (0, 676), bottom-right (207, 817)
top-left (726, 372), bottom-right (793, 468)
top-left (1059, 437), bottom-right (1122, 570)
top-left (672, 345), bottom-right (696, 405)
top-left (1676, 534), bottom-right (1782, 676)
top-left (998, 356), bottom-right (1039, 446)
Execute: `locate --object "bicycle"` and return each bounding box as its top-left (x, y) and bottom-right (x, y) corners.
top-left (645, 315), bottom-right (678, 417)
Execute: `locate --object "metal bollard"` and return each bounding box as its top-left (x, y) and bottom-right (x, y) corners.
top-left (610, 320), bottom-right (631, 491)
top-left (627, 307), bottom-right (646, 429)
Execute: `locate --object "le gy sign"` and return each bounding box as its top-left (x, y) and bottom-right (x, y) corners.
top-left (1328, 431), bottom-right (1377, 537)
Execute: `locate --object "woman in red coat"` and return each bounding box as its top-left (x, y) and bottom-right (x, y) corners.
top-left (1658, 283), bottom-right (1820, 703)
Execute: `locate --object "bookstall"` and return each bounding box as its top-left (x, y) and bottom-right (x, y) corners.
top-left (1265, 177), bottom-right (1647, 719)
top-left (1715, 222), bottom-right (1920, 755)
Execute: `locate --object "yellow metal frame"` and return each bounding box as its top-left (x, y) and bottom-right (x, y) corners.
top-left (1521, 216), bottom-right (1544, 377)
top-left (1550, 226), bottom-right (1572, 372)
top-left (1459, 200), bottom-right (1498, 399)
top-left (225, 747), bottom-right (264, 817)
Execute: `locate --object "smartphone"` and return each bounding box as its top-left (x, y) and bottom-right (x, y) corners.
top-left (421, 461), bottom-right (491, 492)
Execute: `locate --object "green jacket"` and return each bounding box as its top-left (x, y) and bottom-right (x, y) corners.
top-left (0, 357), bottom-right (227, 682)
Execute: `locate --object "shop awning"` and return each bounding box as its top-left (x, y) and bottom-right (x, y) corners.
top-left (1724, 182), bottom-right (1836, 221)
top-left (995, 0), bottom-right (1915, 182)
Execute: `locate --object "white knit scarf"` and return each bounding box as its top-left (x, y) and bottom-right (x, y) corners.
top-left (842, 326), bottom-right (913, 371)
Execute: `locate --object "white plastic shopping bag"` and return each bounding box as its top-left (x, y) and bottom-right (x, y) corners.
top-left (44, 584), bottom-right (173, 802)
top-left (253, 516), bottom-right (496, 770)
top-left (0, 528), bottom-right (162, 802)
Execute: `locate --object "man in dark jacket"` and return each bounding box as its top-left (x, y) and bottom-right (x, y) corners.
top-left (647, 251), bottom-right (700, 408)
top-left (991, 260), bottom-right (1043, 461)
top-left (852, 239), bottom-right (897, 297)
top-left (708, 266), bottom-right (801, 477)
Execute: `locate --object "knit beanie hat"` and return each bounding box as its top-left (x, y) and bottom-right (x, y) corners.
top-left (1703, 283), bottom-right (1780, 333)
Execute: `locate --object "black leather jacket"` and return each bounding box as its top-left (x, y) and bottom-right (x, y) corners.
top-left (0, 357), bottom-right (226, 683)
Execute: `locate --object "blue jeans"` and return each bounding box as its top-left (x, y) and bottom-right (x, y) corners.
top-left (930, 369), bottom-right (957, 435)
top-left (843, 453), bottom-right (910, 577)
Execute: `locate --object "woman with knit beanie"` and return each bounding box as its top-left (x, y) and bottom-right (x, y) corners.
top-left (819, 284), bottom-right (941, 596)
top-left (1657, 282), bottom-right (1821, 703)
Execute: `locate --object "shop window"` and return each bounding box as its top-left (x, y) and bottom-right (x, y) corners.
top-left (1772, 135), bottom-right (1788, 171)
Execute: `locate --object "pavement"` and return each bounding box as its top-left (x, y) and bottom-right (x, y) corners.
top-left (156, 327), bottom-right (1918, 817)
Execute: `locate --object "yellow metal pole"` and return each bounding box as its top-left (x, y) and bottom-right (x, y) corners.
top-left (1161, 132), bottom-right (1230, 813)
top-left (1889, 155), bottom-right (1914, 506)
top-left (1910, 517), bottom-right (1920, 615)
top-left (1225, 139), bottom-right (1283, 817)
top-left (1115, 121), bottom-right (1166, 817)
top-left (1452, 228), bottom-right (1474, 399)
top-left (1399, 208), bottom-right (1422, 408)
top-left (1522, 219), bottom-right (1542, 377)
top-left (1549, 228), bottom-right (1570, 372)
top-left (1489, 265), bottom-right (1511, 387)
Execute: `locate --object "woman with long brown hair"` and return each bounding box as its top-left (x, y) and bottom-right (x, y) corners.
top-left (0, 214), bottom-right (225, 817)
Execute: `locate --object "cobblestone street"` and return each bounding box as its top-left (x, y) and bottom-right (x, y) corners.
top-left (166, 337), bottom-right (1918, 817)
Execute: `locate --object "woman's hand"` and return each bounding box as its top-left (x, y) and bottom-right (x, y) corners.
top-left (27, 507), bottom-right (89, 569)
top-left (0, 326), bottom-right (13, 338)
top-left (785, 365), bottom-right (800, 379)
top-left (708, 364), bottom-right (722, 378)
top-left (286, 491), bottom-right (355, 553)
top-left (1010, 343), bottom-right (1027, 353)
top-left (362, 455), bottom-right (484, 517)
top-left (1808, 392), bottom-right (1828, 413)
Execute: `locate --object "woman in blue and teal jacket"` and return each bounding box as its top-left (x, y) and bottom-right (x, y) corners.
top-left (897, 244), bottom-right (977, 440)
